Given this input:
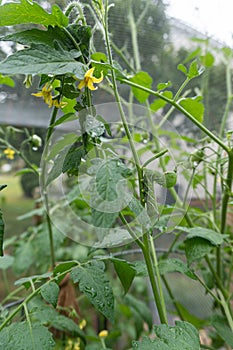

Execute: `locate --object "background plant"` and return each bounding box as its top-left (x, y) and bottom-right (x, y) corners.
top-left (0, 1), bottom-right (233, 349)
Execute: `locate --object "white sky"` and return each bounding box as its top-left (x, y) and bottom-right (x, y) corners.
top-left (166, 0), bottom-right (233, 46)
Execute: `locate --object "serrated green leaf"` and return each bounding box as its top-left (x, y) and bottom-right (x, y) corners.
top-left (158, 258), bottom-right (196, 280)
top-left (71, 260), bottom-right (114, 322)
top-left (92, 208), bottom-right (118, 228)
top-left (111, 258), bottom-right (136, 294)
top-left (128, 197), bottom-right (151, 228)
top-left (94, 158), bottom-right (132, 203)
top-left (0, 209), bottom-right (4, 256)
top-left (0, 44), bottom-right (85, 77)
top-left (185, 237), bottom-right (213, 265)
top-left (130, 71), bottom-right (153, 103)
top-left (179, 96), bottom-right (204, 123)
top-left (185, 227), bottom-right (225, 245)
top-left (41, 282), bottom-right (59, 308)
top-left (29, 298), bottom-right (86, 341)
top-left (0, 322), bottom-right (55, 350)
top-left (0, 0), bottom-right (68, 27)
top-left (0, 255), bottom-right (14, 270)
top-left (133, 321), bottom-right (200, 350)
top-left (211, 315), bottom-right (233, 347)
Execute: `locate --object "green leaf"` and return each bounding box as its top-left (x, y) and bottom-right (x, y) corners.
top-left (53, 260), bottom-right (77, 284)
top-left (0, 322), bottom-right (55, 350)
top-left (85, 115), bottom-right (105, 138)
top-left (133, 321), bottom-right (200, 350)
top-left (71, 260), bottom-right (114, 322)
top-left (0, 0), bottom-right (68, 27)
top-left (185, 227), bottom-right (225, 245)
top-left (0, 44), bottom-right (85, 77)
top-left (0, 184), bottom-right (7, 191)
top-left (41, 282), bottom-right (59, 308)
top-left (150, 91), bottom-right (173, 112)
top-left (185, 237), bottom-right (213, 265)
top-left (0, 74), bottom-right (14, 87)
top-left (62, 143), bottom-right (86, 175)
top-left (94, 158), bottom-right (132, 203)
top-left (201, 52), bottom-right (215, 68)
top-left (0, 255), bottom-right (14, 269)
top-left (211, 315), bottom-right (233, 347)
top-left (92, 208), bottom-right (118, 228)
top-left (0, 209), bottom-right (4, 256)
top-left (29, 297), bottom-right (86, 341)
top-left (187, 60), bottom-right (201, 79)
top-left (177, 63), bottom-right (187, 75)
top-left (157, 81), bottom-right (172, 91)
top-left (110, 258), bottom-right (136, 294)
top-left (130, 71), bottom-right (153, 103)
top-left (128, 197), bottom-right (151, 228)
top-left (158, 258), bottom-right (197, 280)
top-left (47, 133), bottom-right (78, 160)
top-left (178, 96), bottom-right (204, 123)
top-left (174, 302), bottom-right (206, 329)
top-left (15, 272), bottom-right (52, 289)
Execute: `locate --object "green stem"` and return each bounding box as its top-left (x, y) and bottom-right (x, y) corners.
top-left (149, 235), bottom-right (168, 324)
top-left (103, 1), bottom-right (167, 324)
top-left (162, 276), bottom-right (184, 320)
top-left (42, 106), bottom-right (59, 269)
top-left (118, 78), bottom-right (229, 153)
top-left (128, 3), bottom-right (141, 71)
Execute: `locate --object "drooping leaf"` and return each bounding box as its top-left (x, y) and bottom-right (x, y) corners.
top-left (110, 258), bottom-right (136, 294)
top-left (0, 322), bottom-right (55, 350)
top-left (185, 227), bottom-right (226, 245)
top-left (158, 258), bottom-right (197, 280)
top-left (211, 315), bottom-right (233, 347)
top-left (0, 0), bottom-right (68, 27)
top-left (132, 321), bottom-right (200, 350)
top-left (0, 209), bottom-right (4, 256)
top-left (71, 260), bottom-right (114, 322)
top-left (62, 143), bottom-right (86, 176)
top-left (0, 44), bottom-right (85, 77)
top-left (15, 272), bottom-right (52, 289)
top-left (130, 71), bottom-right (153, 103)
top-left (41, 282), bottom-right (59, 308)
top-left (29, 298), bottom-right (86, 341)
top-left (47, 133), bottom-right (78, 161)
top-left (178, 96), bottom-right (204, 123)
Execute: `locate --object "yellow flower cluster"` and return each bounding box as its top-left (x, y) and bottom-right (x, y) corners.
top-left (3, 148), bottom-right (15, 160)
top-left (65, 338), bottom-right (81, 350)
top-left (32, 83), bottom-right (66, 108)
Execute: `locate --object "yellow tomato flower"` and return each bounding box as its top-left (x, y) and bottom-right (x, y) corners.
top-left (98, 330), bottom-right (108, 338)
top-left (3, 148), bottom-right (15, 160)
top-left (79, 319), bottom-right (87, 330)
top-left (32, 83), bottom-right (53, 107)
top-left (78, 67), bottom-right (103, 91)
